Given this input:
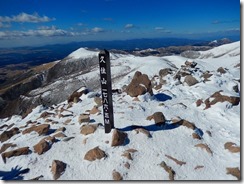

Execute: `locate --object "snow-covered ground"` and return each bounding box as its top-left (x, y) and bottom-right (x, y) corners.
top-left (0, 41), bottom-right (240, 180)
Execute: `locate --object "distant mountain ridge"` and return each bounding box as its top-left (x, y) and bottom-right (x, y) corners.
top-left (0, 37), bottom-right (234, 68)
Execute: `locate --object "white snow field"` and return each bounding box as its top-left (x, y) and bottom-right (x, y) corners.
top-left (0, 41), bottom-right (240, 180)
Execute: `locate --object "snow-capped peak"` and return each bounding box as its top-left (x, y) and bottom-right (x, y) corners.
top-left (68, 48), bottom-right (99, 59)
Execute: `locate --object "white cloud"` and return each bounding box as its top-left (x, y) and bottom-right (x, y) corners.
top-left (91, 27), bottom-right (104, 33)
top-left (155, 27), bottom-right (171, 33)
top-left (77, 23), bottom-right (85, 26)
top-left (0, 12), bottom-right (55, 23)
top-left (155, 27), bottom-right (165, 30)
top-left (37, 25), bottom-right (57, 30)
top-left (0, 22), bottom-right (11, 28)
top-left (0, 27), bottom-right (81, 39)
top-left (125, 24), bottom-right (134, 29)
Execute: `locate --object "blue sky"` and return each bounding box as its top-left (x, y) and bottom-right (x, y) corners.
top-left (0, 0), bottom-right (240, 47)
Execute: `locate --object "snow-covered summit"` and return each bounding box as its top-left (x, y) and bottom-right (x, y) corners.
top-left (68, 48), bottom-right (99, 59)
top-left (199, 41), bottom-right (240, 59)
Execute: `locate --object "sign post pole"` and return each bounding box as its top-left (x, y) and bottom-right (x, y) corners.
top-left (98, 50), bottom-right (114, 133)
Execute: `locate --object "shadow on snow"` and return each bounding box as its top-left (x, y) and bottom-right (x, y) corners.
top-left (0, 166), bottom-right (29, 180)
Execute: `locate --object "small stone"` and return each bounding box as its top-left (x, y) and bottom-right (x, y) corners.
top-left (192, 133), bottom-right (201, 140)
top-left (121, 152), bottom-right (133, 160)
top-left (89, 106), bottom-right (101, 115)
top-left (217, 67), bottom-right (227, 74)
top-left (1, 147), bottom-right (30, 163)
top-left (84, 146), bottom-right (106, 161)
top-left (112, 170), bottom-right (123, 180)
top-left (196, 99), bottom-right (203, 107)
top-left (153, 112), bottom-right (166, 126)
top-left (94, 97), bottom-right (103, 107)
top-left (124, 162), bottom-right (130, 169)
top-left (78, 114), bottom-right (90, 124)
top-left (80, 124), bottom-right (98, 135)
top-left (226, 167), bottom-right (240, 180)
top-left (0, 143), bottom-right (17, 154)
top-left (55, 127), bottom-right (66, 133)
top-left (184, 75), bottom-right (199, 86)
top-left (0, 127), bottom-right (20, 143)
top-left (22, 124), bottom-right (50, 136)
top-left (111, 129), bottom-right (127, 147)
top-left (33, 140), bottom-right (50, 155)
top-left (63, 119), bottom-right (72, 125)
top-left (51, 160), bottom-right (67, 180)
top-left (53, 132), bottom-right (67, 138)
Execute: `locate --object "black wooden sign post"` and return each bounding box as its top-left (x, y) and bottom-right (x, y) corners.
top-left (99, 50), bottom-right (114, 133)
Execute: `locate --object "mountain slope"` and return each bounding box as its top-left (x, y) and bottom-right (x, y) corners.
top-left (0, 42), bottom-right (240, 180)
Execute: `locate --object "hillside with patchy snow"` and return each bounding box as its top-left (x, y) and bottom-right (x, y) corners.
top-left (0, 41), bottom-right (240, 180)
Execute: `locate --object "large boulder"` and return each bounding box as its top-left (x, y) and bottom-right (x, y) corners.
top-left (0, 127), bottom-right (20, 143)
top-left (184, 75), bottom-right (199, 86)
top-left (126, 71), bottom-right (153, 97)
top-left (111, 129), bottom-right (127, 147)
top-left (84, 147), bottom-right (106, 161)
top-left (51, 160), bottom-right (67, 180)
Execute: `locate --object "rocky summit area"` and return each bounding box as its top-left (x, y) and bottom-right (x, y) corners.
top-left (0, 41), bottom-right (240, 180)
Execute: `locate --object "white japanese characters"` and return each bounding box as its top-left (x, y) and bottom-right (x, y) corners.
top-left (99, 51), bottom-right (114, 133)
